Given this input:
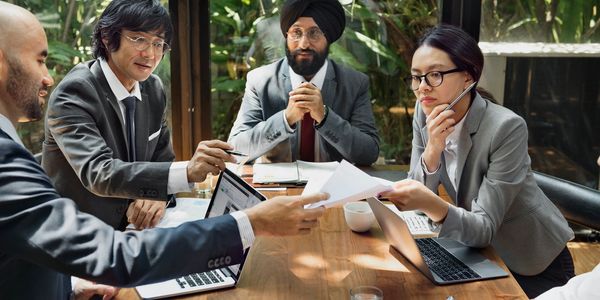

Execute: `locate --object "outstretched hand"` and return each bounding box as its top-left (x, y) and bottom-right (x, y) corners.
top-left (245, 193), bottom-right (328, 236)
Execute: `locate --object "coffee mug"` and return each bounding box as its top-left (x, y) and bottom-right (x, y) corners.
top-left (343, 201), bottom-right (375, 232)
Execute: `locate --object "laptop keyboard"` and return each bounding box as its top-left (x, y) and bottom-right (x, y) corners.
top-left (175, 269), bottom-right (226, 289)
top-left (416, 238), bottom-right (481, 281)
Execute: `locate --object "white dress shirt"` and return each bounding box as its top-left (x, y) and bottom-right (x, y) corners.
top-left (0, 113), bottom-right (23, 146)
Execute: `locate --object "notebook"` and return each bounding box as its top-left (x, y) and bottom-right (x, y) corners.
top-left (367, 197), bottom-right (508, 285)
top-left (135, 168), bottom-right (266, 299)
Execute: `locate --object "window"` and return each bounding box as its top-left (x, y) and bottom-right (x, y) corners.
top-left (480, 0), bottom-right (600, 188)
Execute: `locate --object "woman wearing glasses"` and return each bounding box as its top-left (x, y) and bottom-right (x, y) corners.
top-left (380, 25), bottom-right (574, 298)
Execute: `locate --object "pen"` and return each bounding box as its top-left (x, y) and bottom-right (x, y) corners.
top-left (225, 150), bottom-right (248, 157)
top-left (442, 81), bottom-right (478, 112)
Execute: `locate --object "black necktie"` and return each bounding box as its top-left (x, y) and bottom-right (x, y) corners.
top-left (123, 96), bottom-right (137, 162)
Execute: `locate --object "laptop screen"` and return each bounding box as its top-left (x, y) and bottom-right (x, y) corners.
top-left (204, 168), bottom-right (266, 277)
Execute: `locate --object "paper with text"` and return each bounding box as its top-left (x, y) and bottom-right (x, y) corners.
top-left (252, 161), bottom-right (338, 184)
top-left (385, 204), bottom-right (438, 238)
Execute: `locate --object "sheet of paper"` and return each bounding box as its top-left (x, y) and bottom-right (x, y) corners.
top-left (156, 197), bottom-right (210, 228)
top-left (252, 162), bottom-right (299, 184)
top-left (385, 204), bottom-right (438, 238)
top-left (297, 160), bottom-right (339, 181)
top-left (304, 160), bottom-right (393, 208)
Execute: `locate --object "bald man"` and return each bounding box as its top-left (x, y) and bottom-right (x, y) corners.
top-left (228, 0), bottom-right (380, 164)
top-left (0, 2), bottom-right (327, 299)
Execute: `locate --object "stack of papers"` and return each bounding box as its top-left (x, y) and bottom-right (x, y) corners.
top-left (303, 160), bottom-right (394, 208)
top-left (156, 198), bottom-right (209, 228)
top-left (252, 161), bottom-right (339, 184)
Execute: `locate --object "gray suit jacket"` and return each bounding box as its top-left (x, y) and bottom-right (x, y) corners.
top-left (409, 93), bottom-right (573, 275)
top-left (0, 130), bottom-right (243, 300)
top-left (228, 58), bottom-right (380, 164)
top-left (42, 60), bottom-right (174, 228)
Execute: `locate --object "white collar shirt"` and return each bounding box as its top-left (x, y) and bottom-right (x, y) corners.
top-left (0, 113), bottom-right (23, 146)
top-left (444, 109), bottom-right (469, 192)
top-left (98, 58), bottom-right (142, 125)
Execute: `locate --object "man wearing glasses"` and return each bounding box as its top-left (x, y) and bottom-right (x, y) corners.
top-left (42, 0), bottom-right (235, 231)
top-left (228, 0), bottom-right (380, 165)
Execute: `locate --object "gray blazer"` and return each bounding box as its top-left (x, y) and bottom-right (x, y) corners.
top-left (42, 60), bottom-right (174, 228)
top-left (409, 93), bottom-right (573, 275)
top-left (228, 58), bottom-right (380, 165)
top-left (0, 130), bottom-right (243, 299)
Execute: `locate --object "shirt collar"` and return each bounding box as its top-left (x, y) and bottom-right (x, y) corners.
top-left (446, 108), bottom-right (470, 148)
top-left (99, 58), bottom-right (142, 102)
top-left (289, 59), bottom-right (328, 90)
top-left (0, 113), bottom-right (24, 146)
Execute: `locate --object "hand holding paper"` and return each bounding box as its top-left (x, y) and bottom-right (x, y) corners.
top-left (303, 160), bottom-right (394, 208)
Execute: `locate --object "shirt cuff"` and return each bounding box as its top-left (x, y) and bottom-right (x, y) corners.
top-left (230, 211), bottom-right (255, 250)
top-left (421, 156), bottom-right (441, 175)
top-left (282, 110), bottom-right (295, 133)
top-left (167, 161), bottom-right (193, 194)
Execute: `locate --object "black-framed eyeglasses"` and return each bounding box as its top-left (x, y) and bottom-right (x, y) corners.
top-left (121, 33), bottom-right (170, 54)
top-left (286, 27), bottom-right (325, 43)
top-left (405, 68), bottom-right (462, 90)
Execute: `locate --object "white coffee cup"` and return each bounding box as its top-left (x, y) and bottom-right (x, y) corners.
top-left (343, 201), bottom-right (375, 232)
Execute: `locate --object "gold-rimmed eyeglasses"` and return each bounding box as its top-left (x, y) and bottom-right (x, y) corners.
top-left (405, 68), bottom-right (462, 90)
top-left (286, 27), bottom-right (325, 43)
top-left (122, 33), bottom-right (170, 54)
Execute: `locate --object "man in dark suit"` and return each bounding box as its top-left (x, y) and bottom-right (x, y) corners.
top-left (42, 0), bottom-right (223, 230)
top-left (228, 0), bottom-right (380, 165)
top-left (0, 2), bottom-right (326, 299)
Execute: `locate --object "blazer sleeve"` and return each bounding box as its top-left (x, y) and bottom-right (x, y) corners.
top-left (315, 73), bottom-right (380, 165)
top-left (45, 77), bottom-right (172, 200)
top-left (228, 70), bottom-right (295, 162)
top-left (0, 140), bottom-right (244, 287)
top-left (439, 116), bottom-right (531, 247)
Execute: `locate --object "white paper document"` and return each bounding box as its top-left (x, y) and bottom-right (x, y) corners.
top-left (303, 160), bottom-right (394, 208)
top-left (156, 197), bottom-right (209, 228)
top-left (385, 204), bottom-right (438, 238)
top-left (252, 161), bottom-right (339, 184)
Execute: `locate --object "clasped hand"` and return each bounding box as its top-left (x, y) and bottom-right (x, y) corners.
top-left (285, 82), bottom-right (325, 125)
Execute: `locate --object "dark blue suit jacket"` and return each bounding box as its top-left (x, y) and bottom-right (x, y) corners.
top-left (0, 129), bottom-right (244, 299)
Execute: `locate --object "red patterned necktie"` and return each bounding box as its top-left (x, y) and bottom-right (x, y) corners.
top-left (300, 112), bottom-right (315, 161)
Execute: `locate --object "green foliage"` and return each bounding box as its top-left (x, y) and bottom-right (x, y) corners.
top-left (481, 0), bottom-right (600, 43)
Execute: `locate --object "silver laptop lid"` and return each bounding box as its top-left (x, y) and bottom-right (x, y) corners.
top-left (367, 197), bottom-right (436, 281)
top-left (205, 168), bottom-right (266, 278)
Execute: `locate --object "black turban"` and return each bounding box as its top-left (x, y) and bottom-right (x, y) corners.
top-left (280, 0), bottom-right (346, 44)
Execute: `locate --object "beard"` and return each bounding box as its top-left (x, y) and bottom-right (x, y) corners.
top-left (6, 56), bottom-right (45, 121)
top-left (285, 44), bottom-right (329, 76)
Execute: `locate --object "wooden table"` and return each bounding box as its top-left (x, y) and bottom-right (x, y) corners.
top-left (118, 177), bottom-right (527, 299)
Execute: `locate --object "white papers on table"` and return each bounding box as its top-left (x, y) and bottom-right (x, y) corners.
top-left (252, 160), bottom-right (339, 184)
top-left (303, 160), bottom-right (394, 208)
top-left (156, 197), bottom-right (210, 228)
top-left (385, 204), bottom-right (438, 238)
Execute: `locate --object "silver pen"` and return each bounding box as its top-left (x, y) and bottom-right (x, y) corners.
top-left (442, 81), bottom-right (478, 112)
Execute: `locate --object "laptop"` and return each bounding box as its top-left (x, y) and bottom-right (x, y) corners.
top-left (367, 197), bottom-right (508, 285)
top-left (135, 168), bottom-right (266, 299)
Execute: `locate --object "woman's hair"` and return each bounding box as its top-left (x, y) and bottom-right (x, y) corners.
top-left (417, 24), bottom-right (484, 98)
top-left (92, 0), bottom-right (173, 60)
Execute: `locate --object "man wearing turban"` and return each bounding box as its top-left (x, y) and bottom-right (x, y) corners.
top-left (229, 0), bottom-right (380, 165)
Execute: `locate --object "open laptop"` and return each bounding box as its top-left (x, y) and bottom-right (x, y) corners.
top-left (135, 168), bottom-right (266, 299)
top-left (367, 197), bottom-right (508, 285)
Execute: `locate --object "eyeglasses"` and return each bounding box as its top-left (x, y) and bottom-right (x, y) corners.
top-left (405, 68), bottom-right (462, 90)
top-left (122, 33), bottom-right (170, 54)
top-left (286, 27), bottom-right (325, 43)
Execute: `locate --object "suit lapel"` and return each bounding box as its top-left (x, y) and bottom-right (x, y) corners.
top-left (455, 94), bottom-right (487, 200)
top-left (90, 61), bottom-right (130, 153)
top-left (321, 60), bottom-right (337, 108)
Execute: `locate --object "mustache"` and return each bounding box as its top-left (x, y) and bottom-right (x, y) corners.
top-left (292, 49), bottom-right (317, 56)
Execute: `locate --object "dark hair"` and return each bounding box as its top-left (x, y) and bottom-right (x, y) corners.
top-left (92, 0), bottom-right (173, 59)
top-left (417, 24), bottom-right (484, 98)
